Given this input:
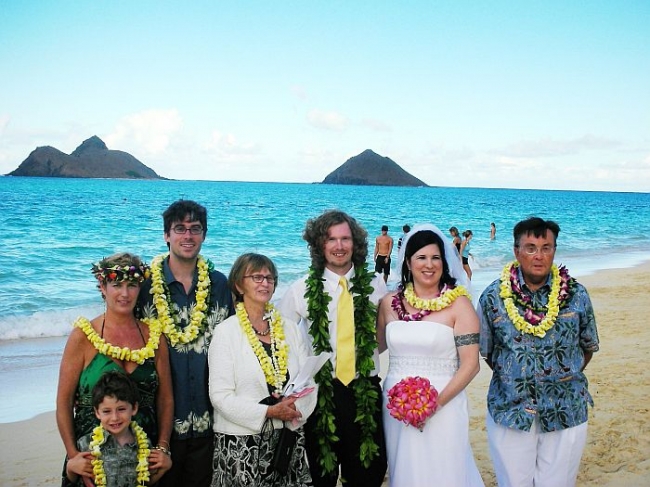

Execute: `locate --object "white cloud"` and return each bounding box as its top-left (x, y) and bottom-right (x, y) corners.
top-left (361, 118), bottom-right (392, 132)
top-left (105, 109), bottom-right (183, 155)
top-left (203, 131), bottom-right (261, 158)
top-left (307, 109), bottom-right (348, 131)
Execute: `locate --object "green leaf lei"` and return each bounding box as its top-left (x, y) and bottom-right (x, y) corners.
top-left (305, 264), bottom-right (381, 473)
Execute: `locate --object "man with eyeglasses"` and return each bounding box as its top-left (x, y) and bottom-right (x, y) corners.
top-left (138, 199), bottom-right (233, 487)
top-left (278, 210), bottom-right (388, 487)
top-left (478, 216), bottom-right (599, 487)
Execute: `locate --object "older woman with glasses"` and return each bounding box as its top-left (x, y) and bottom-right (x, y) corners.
top-left (207, 253), bottom-right (317, 487)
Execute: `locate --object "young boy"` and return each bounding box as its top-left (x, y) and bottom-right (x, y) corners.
top-left (66, 371), bottom-right (170, 486)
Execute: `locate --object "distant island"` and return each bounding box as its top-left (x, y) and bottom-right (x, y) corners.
top-left (7, 136), bottom-right (164, 179)
top-left (322, 149), bottom-right (427, 187)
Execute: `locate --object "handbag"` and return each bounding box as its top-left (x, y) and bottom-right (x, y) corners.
top-left (272, 424), bottom-right (298, 475)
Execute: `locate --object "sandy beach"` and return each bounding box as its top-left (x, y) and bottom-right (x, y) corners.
top-left (1, 262), bottom-right (649, 486)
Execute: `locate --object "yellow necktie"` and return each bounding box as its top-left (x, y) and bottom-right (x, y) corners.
top-left (336, 276), bottom-right (356, 385)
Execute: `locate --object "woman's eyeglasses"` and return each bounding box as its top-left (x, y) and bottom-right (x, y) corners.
top-left (244, 274), bottom-right (276, 284)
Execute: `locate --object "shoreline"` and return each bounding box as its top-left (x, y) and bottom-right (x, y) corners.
top-left (3, 248), bottom-right (650, 342)
top-left (1, 262), bottom-right (649, 486)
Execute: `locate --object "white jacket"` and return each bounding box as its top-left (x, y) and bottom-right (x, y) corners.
top-left (208, 312), bottom-right (318, 435)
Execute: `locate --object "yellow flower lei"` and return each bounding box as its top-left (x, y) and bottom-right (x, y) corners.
top-left (150, 253), bottom-right (211, 346)
top-left (499, 261), bottom-right (561, 338)
top-left (403, 282), bottom-right (471, 310)
top-left (236, 302), bottom-right (289, 395)
top-left (74, 317), bottom-right (161, 365)
top-left (89, 421), bottom-right (150, 487)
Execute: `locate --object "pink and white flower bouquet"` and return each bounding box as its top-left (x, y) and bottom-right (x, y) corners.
top-left (386, 376), bottom-right (438, 431)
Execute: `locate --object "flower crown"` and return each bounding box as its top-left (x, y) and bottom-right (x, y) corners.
top-left (91, 259), bottom-right (150, 284)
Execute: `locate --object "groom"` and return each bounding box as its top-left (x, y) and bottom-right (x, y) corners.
top-left (279, 210), bottom-right (387, 487)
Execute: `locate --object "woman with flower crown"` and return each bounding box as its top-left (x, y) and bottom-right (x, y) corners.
top-left (207, 253), bottom-right (317, 487)
top-left (376, 224), bottom-right (484, 487)
top-left (56, 252), bottom-right (173, 486)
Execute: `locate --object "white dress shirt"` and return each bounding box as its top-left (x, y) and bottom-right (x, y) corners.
top-left (277, 266), bottom-right (387, 377)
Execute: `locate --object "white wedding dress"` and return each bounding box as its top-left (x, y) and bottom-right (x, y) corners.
top-left (383, 320), bottom-right (484, 487)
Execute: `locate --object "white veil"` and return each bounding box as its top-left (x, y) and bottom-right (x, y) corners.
top-left (396, 223), bottom-right (471, 291)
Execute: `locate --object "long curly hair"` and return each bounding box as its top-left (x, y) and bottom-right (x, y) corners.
top-left (302, 210), bottom-right (368, 271)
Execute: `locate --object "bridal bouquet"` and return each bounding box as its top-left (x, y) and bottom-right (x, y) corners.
top-left (386, 376), bottom-right (438, 431)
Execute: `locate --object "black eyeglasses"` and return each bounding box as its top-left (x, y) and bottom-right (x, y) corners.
top-left (516, 244), bottom-right (556, 255)
top-left (244, 274), bottom-right (276, 284)
top-left (172, 225), bottom-right (204, 235)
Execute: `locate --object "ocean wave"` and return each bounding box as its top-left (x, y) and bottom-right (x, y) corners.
top-left (0, 305), bottom-right (102, 341)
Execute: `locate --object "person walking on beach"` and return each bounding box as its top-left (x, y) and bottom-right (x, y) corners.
top-left (374, 225), bottom-right (393, 283)
top-left (397, 224), bottom-right (411, 251)
top-left (449, 226), bottom-right (462, 253)
top-left (460, 230), bottom-right (473, 280)
top-left (478, 217), bottom-right (599, 487)
top-left (138, 200), bottom-right (234, 487)
top-left (278, 210), bottom-right (388, 487)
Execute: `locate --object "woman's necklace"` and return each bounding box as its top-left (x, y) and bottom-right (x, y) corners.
top-left (149, 253), bottom-right (211, 346)
top-left (402, 282), bottom-right (470, 311)
top-left (391, 291), bottom-right (432, 322)
top-left (252, 321), bottom-right (271, 336)
top-left (236, 302), bottom-right (288, 395)
top-left (89, 421), bottom-right (150, 487)
top-left (74, 317), bottom-right (161, 365)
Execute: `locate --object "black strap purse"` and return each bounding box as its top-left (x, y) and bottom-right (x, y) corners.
top-left (259, 395), bottom-right (298, 475)
top-left (272, 424), bottom-right (298, 475)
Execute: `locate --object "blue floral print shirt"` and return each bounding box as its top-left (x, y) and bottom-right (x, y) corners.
top-left (138, 257), bottom-right (233, 440)
top-left (478, 267), bottom-right (599, 432)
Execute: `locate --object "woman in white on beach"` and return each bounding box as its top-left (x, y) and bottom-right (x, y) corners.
top-left (207, 253), bottom-right (317, 487)
top-left (377, 224), bottom-right (484, 487)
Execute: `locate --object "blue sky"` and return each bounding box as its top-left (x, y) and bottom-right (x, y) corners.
top-left (1, 1), bottom-right (648, 191)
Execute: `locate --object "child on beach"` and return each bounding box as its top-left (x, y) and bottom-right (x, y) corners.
top-left (66, 371), bottom-right (170, 487)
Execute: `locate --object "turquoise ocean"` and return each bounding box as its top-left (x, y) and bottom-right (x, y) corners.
top-left (2, 176), bottom-right (650, 422)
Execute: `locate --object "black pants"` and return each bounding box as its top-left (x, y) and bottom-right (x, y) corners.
top-left (304, 376), bottom-right (387, 487)
top-left (158, 436), bottom-right (214, 487)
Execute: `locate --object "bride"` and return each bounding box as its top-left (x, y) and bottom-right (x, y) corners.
top-left (377, 224), bottom-right (484, 487)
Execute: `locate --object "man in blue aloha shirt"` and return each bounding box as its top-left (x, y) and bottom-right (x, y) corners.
top-left (138, 200), bottom-right (233, 487)
top-left (478, 216), bottom-right (599, 487)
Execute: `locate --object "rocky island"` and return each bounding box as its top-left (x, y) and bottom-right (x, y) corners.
top-left (322, 149), bottom-right (427, 187)
top-left (7, 136), bottom-right (164, 179)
